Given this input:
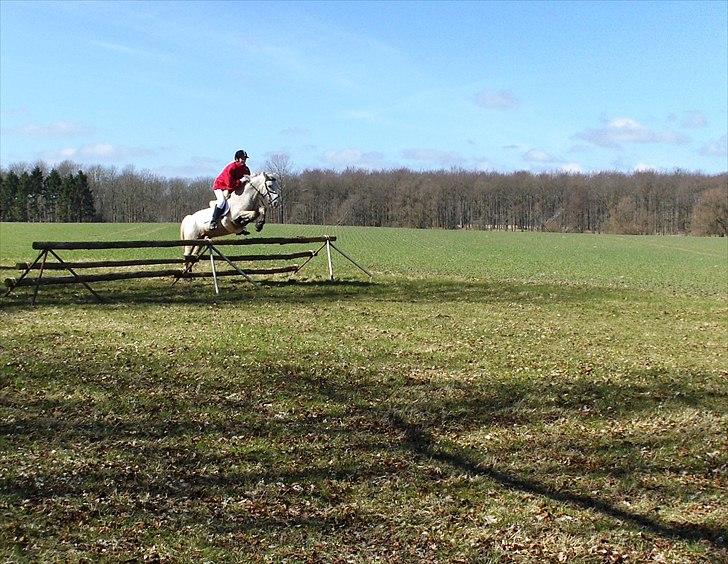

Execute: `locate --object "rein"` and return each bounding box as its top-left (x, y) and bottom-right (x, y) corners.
top-left (245, 175), bottom-right (278, 207)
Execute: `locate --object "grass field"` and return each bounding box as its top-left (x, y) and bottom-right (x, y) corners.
top-left (1, 223), bottom-right (726, 562)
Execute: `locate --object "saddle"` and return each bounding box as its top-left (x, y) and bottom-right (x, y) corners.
top-left (208, 200), bottom-right (250, 234)
top-left (208, 200), bottom-right (230, 215)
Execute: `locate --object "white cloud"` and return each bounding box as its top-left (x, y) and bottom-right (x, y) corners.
top-left (522, 149), bottom-right (555, 163)
top-left (322, 148), bottom-right (385, 168)
top-left (634, 163), bottom-right (656, 172)
top-left (279, 127), bottom-right (310, 137)
top-left (679, 111), bottom-right (707, 129)
top-left (89, 40), bottom-right (170, 61)
top-left (42, 143), bottom-right (155, 163)
top-left (82, 144), bottom-right (116, 157)
top-left (342, 109), bottom-right (382, 122)
top-left (699, 135), bottom-right (727, 158)
top-left (58, 148), bottom-right (77, 158)
top-left (560, 163), bottom-right (583, 174)
top-left (576, 117), bottom-right (688, 148)
top-left (0, 107), bottom-right (29, 118)
top-left (401, 148), bottom-right (465, 167)
top-left (474, 89), bottom-right (520, 110)
top-left (5, 121), bottom-right (93, 137)
top-left (153, 157), bottom-right (220, 178)
top-left (472, 156), bottom-right (496, 171)
top-left (568, 144), bottom-right (591, 153)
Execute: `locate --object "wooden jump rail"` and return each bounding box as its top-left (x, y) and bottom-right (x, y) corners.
top-left (30, 236), bottom-right (338, 250)
top-left (15, 252), bottom-right (315, 270)
top-left (4, 235), bottom-right (372, 304)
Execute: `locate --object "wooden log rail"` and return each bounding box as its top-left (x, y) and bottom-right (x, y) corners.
top-left (6, 266), bottom-right (299, 288)
top-left (15, 251), bottom-right (315, 271)
top-left (31, 236), bottom-right (336, 250)
top-left (4, 235), bottom-right (371, 304)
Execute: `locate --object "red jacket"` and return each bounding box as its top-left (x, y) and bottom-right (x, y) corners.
top-left (213, 161), bottom-right (250, 190)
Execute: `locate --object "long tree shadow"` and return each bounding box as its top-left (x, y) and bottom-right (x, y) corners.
top-left (1, 274), bottom-right (641, 310)
top-left (2, 349), bottom-right (725, 556)
top-left (290, 368), bottom-right (727, 546)
top-left (386, 413), bottom-right (725, 546)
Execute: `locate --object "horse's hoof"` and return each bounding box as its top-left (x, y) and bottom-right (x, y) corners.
top-left (255, 223), bottom-right (264, 232)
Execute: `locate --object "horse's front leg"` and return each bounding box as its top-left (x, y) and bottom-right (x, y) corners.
top-left (233, 210), bottom-right (258, 235)
top-left (255, 206), bottom-right (266, 232)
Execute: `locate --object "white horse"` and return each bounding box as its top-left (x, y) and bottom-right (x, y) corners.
top-left (180, 172), bottom-right (280, 264)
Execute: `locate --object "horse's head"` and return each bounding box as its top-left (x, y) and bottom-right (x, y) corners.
top-left (250, 172), bottom-right (281, 208)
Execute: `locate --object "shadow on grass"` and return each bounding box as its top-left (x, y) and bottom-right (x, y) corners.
top-left (1, 274), bottom-right (636, 311)
top-left (388, 411), bottom-right (725, 546)
top-left (2, 349), bottom-right (725, 558)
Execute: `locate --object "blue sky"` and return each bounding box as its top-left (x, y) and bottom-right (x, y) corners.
top-left (1, 0), bottom-right (726, 177)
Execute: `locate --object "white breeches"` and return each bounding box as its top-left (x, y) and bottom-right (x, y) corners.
top-left (213, 189), bottom-right (228, 209)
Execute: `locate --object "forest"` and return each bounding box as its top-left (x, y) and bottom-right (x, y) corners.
top-left (1, 160), bottom-right (726, 236)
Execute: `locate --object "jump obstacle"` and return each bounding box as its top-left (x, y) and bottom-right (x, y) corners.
top-left (3, 236), bottom-right (372, 304)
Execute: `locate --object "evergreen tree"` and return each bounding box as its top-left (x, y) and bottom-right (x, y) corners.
top-left (76, 170), bottom-right (97, 221)
top-left (44, 169), bottom-right (63, 222)
top-left (12, 172), bottom-right (30, 222)
top-left (0, 171), bottom-right (20, 221)
top-left (58, 174), bottom-right (76, 222)
top-left (27, 166), bottom-right (45, 222)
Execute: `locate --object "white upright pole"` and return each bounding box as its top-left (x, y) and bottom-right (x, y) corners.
top-left (325, 239), bottom-right (334, 281)
top-left (208, 243), bottom-right (260, 288)
top-left (209, 247), bottom-right (219, 294)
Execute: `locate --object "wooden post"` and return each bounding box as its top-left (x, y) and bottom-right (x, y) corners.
top-left (291, 242), bottom-right (326, 278)
top-left (206, 242), bottom-right (261, 289)
top-left (31, 250), bottom-right (49, 306)
top-left (3, 250), bottom-right (46, 298)
top-left (326, 239), bottom-right (334, 281)
top-left (330, 242), bottom-right (373, 279)
top-left (48, 249), bottom-right (103, 302)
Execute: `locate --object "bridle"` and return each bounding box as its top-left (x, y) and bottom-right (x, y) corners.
top-left (245, 173), bottom-right (279, 208)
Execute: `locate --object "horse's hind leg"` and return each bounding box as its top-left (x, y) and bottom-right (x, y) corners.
top-left (184, 244), bottom-right (203, 268)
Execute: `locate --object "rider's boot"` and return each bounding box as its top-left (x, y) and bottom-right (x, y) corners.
top-left (209, 205), bottom-right (224, 230)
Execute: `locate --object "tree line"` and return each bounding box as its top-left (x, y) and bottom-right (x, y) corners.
top-left (282, 168), bottom-right (727, 236)
top-left (1, 160), bottom-right (726, 235)
top-left (1, 165), bottom-right (97, 223)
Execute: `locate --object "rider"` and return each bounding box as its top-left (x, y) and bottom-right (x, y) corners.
top-left (209, 149), bottom-right (251, 230)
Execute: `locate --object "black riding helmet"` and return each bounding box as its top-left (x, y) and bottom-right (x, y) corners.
top-left (235, 150), bottom-right (248, 160)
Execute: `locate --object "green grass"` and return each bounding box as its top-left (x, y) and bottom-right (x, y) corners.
top-left (1, 223), bottom-right (726, 561)
top-left (2, 222), bottom-right (727, 295)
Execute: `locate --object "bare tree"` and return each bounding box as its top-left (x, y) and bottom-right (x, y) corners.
top-left (263, 152), bottom-right (294, 223)
top-left (2, 158), bottom-right (725, 234)
top-left (691, 187), bottom-right (728, 236)
top-left (263, 152), bottom-right (293, 180)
